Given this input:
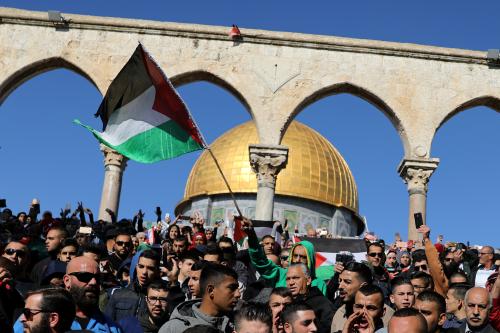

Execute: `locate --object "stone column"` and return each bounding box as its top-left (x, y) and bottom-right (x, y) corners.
top-left (98, 144), bottom-right (128, 222)
top-left (398, 158), bottom-right (439, 241)
top-left (249, 144), bottom-right (289, 221)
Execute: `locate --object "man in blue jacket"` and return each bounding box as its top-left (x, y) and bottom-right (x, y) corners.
top-left (105, 249), bottom-right (161, 322)
top-left (15, 256), bottom-right (122, 333)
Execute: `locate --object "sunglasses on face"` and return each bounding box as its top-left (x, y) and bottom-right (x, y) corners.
top-left (280, 256), bottom-right (289, 261)
top-left (4, 248), bottom-right (26, 258)
top-left (69, 272), bottom-right (100, 283)
top-left (368, 252), bottom-right (384, 258)
top-left (22, 308), bottom-right (50, 321)
top-left (116, 241), bottom-right (131, 247)
top-left (414, 264), bottom-right (428, 271)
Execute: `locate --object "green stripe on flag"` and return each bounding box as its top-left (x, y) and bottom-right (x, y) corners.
top-left (74, 119), bottom-right (203, 163)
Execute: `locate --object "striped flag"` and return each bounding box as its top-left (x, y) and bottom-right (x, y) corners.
top-left (75, 44), bottom-right (205, 163)
top-left (293, 237), bottom-right (367, 268)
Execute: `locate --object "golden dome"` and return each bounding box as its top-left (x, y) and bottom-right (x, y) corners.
top-left (179, 121), bottom-right (359, 214)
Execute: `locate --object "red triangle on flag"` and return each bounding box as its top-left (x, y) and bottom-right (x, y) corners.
top-left (315, 252), bottom-right (327, 268)
top-left (233, 216), bottom-right (246, 243)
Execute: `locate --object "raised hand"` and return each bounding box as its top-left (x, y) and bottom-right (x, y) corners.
top-left (77, 201), bottom-right (84, 213)
top-left (417, 224), bottom-right (431, 240)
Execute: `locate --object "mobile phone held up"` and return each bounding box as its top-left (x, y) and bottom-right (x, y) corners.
top-left (414, 212), bottom-right (424, 229)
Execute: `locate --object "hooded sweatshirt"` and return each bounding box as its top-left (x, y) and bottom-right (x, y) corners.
top-left (158, 299), bottom-right (234, 333)
top-left (247, 231), bottom-right (327, 295)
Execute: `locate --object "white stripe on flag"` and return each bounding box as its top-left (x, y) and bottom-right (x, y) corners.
top-left (101, 86), bottom-right (170, 146)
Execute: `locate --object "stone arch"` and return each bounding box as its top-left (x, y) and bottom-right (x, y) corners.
top-left (170, 70), bottom-right (253, 119)
top-left (286, 82), bottom-right (410, 155)
top-left (0, 57), bottom-right (100, 106)
top-left (436, 95), bottom-right (500, 133)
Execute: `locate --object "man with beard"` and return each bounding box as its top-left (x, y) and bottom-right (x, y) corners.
top-left (159, 263), bottom-right (241, 333)
top-left (109, 231), bottom-right (133, 273)
top-left (106, 249), bottom-right (161, 321)
top-left (338, 285), bottom-right (386, 333)
top-left (364, 242), bottom-right (391, 301)
top-left (64, 256), bottom-right (122, 332)
top-left (31, 227), bottom-right (67, 286)
top-left (119, 279), bottom-right (171, 333)
top-left (285, 264), bottom-right (334, 333)
top-left (19, 287), bottom-right (75, 333)
top-left (331, 262), bottom-right (374, 332)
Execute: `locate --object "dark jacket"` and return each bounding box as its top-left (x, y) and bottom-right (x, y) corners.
top-left (105, 281), bottom-right (147, 322)
top-left (458, 322), bottom-right (499, 333)
top-left (119, 312), bottom-right (163, 333)
top-left (297, 286), bottom-right (335, 333)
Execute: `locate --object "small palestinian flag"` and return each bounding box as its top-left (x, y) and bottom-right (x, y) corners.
top-left (75, 44), bottom-right (205, 163)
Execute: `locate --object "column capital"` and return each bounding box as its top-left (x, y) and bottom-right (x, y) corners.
top-left (100, 144), bottom-right (128, 169)
top-left (398, 158), bottom-right (439, 195)
top-left (249, 144), bottom-right (289, 189)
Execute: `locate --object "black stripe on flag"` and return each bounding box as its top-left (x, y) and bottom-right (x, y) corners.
top-left (94, 44), bottom-right (152, 129)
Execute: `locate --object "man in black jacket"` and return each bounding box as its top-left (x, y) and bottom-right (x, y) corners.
top-left (105, 249), bottom-right (160, 321)
top-left (118, 279), bottom-right (171, 333)
top-left (285, 263), bottom-right (334, 333)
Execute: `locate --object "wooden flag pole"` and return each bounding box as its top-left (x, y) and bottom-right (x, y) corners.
top-left (205, 147), bottom-right (243, 217)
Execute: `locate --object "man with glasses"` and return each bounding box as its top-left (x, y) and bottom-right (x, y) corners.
top-left (109, 231), bottom-right (133, 273)
top-left (472, 246), bottom-right (497, 288)
top-left (365, 242), bottom-right (391, 301)
top-left (106, 249), bottom-right (161, 321)
top-left (411, 272), bottom-right (435, 297)
top-left (412, 251), bottom-right (431, 275)
top-left (119, 279), bottom-right (171, 333)
top-left (64, 256), bottom-right (122, 332)
top-left (19, 287), bottom-right (75, 333)
top-left (2, 241), bottom-right (28, 270)
top-left (2, 241), bottom-right (35, 296)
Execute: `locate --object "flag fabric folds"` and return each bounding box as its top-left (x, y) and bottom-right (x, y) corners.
top-left (75, 44), bottom-right (205, 163)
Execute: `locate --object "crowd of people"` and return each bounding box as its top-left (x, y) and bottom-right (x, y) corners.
top-left (0, 201), bottom-right (498, 333)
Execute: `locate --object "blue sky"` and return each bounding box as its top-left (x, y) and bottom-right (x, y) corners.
top-left (0, 1), bottom-right (499, 246)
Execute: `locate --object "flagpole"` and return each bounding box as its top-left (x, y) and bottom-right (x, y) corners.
top-left (205, 147), bottom-right (243, 217)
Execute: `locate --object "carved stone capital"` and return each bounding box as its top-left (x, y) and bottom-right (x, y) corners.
top-left (100, 144), bottom-right (127, 170)
top-left (398, 158), bottom-right (439, 195)
top-left (249, 144), bottom-right (289, 189)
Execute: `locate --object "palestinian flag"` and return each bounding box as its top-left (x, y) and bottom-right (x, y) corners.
top-left (75, 44), bottom-right (205, 163)
top-left (293, 237), bottom-right (368, 268)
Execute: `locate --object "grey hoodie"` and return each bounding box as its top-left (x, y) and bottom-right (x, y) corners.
top-left (158, 299), bottom-right (234, 333)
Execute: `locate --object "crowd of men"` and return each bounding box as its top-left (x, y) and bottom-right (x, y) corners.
top-left (0, 202), bottom-right (498, 333)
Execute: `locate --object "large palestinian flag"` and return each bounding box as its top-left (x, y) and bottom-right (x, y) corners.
top-left (75, 44), bottom-right (205, 163)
